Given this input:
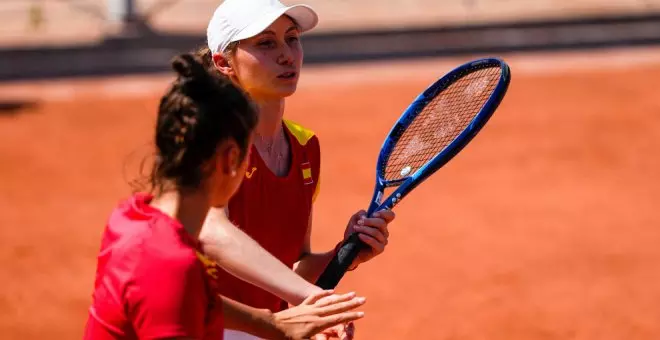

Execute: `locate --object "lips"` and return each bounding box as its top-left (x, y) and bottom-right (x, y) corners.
top-left (277, 71), bottom-right (297, 79)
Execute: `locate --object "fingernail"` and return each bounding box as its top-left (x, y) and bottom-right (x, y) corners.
top-left (357, 297), bottom-right (366, 303)
top-left (357, 312), bottom-right (365, 317)
top-left (373, 212), bottom-right (380, 217)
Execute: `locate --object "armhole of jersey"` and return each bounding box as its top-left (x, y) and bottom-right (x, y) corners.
top-left (283, 120), bottom-right (321, 203)
top-left (310, 136), bottom-right (321, 204)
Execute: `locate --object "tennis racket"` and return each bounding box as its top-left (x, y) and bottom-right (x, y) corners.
top-left (315, 57), bottom-right (511, 289)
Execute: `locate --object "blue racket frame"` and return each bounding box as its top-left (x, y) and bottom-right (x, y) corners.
top-left (315, 57), bottom-right (511, 289)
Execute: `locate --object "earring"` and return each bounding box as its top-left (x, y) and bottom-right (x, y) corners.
top-left (231, 169), bottom-right (237, 177)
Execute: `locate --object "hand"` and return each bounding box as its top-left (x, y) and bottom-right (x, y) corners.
top-left (343, 209), bottom-right (396, 268)
top-left (312, 322), bottom-right (355, 340)
top-left (273, 290), bottom-right (365, 340)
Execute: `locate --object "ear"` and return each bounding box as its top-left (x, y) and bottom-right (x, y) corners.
top-left (216, 139), bottom-right (241, 177)
top-left (212, 53), bottom-right (235, 78)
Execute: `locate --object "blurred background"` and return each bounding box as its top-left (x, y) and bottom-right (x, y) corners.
top-left (1, 1), bottom-right (660, 339)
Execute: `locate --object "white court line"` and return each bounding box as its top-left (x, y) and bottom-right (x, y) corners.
top-left (0, 46), bottom-right (659, 101)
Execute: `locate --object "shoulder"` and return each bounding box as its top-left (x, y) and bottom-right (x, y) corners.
top-left (284, 119), bottom-right (319, 147)
top-left (104, 198), bottom-right (199, 280)
top-left (136, 219), bottom-right (200, 276)
top-left (103, 219), bottom-right (199, 284)
top-left (128, 226), bottom-right (203, 303)
top-left (284, 120), bottom-right (320, 163)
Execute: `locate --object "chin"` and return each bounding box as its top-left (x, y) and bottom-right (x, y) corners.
top-left (276, 86), bottom-right (298, 98)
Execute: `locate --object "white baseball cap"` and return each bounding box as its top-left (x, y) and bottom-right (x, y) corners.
top-left (206, 0), bottom-right (319, 54)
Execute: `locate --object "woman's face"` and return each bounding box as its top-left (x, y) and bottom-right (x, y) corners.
top-left (228, 15), bottom-right (303, 100)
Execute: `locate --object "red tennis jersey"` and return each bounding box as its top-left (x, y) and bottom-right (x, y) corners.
top-left (83, 193), bottom-right (224, 340)
top-left (213, 120), bottom-right (321, 312)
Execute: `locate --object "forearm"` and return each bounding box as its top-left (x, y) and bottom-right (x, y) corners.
top-left (221, 296), bottom-right (286, 339)
top-left (200, 210), bottom-right (321, 305)
top-left (294, 249), bottom-right (336, 283)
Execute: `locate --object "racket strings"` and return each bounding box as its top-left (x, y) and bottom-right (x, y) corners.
top-left (384, 66), bottom-right (501, 181)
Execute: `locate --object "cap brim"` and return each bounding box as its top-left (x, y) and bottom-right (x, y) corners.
top-left (233, 5), bottom-right (318, 42)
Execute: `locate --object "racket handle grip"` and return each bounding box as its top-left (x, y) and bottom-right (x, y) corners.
top-left (315, 233), bottom-right (365, 289)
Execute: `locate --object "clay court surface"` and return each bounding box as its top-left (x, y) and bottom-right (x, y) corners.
top-left (1, 47), bottom-right (660, 339)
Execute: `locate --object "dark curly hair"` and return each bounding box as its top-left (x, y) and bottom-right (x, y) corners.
top-left (146, 52), bottom-right (258, 193)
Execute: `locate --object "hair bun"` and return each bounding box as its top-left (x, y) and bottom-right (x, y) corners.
top-left (171, 53), bottom-right (218, 99)
top-left (171, 53), bottom-right (208, 80)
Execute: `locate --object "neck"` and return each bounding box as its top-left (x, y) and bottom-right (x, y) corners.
top-left (255, 98), bottom-right (285, 138)
top-left (150, 189), bottom-right (214, 239)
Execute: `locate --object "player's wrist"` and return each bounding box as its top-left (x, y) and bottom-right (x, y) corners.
top-left (269, 310), bottom-right (293, 340)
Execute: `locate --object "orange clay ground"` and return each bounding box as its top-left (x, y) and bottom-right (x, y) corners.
top-left (1, 47), bottom-right (659, 339)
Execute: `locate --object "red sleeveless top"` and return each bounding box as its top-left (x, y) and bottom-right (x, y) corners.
top-left (211, 120), bottom-right (321, 312)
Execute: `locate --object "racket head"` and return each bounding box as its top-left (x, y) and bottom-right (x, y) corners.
top-left (368, 58), bottom-right (511, 214)
top-left (315, 57), bottom-right (511, 290)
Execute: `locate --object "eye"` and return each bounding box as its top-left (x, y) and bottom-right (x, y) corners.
top-left (257, 39), bottom-right (276, 48)
top-left (286, 35), bottom-right (300, 44)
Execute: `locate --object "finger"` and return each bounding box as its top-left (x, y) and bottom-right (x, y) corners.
top-left (314, 292), bottom-right (357, 307)
top-left (323, 325), bottom-right (343, 338)
top-left (314, 312), bottom-right (365, 334)
top-left (342, 322), bottom-right (355, 340)
top-left (335, 323), bottom-right (349, 340)
top-left (373, 209), bottom-right (395, 223)
top-left (360, 216), bottom-right (387, 229)
top-left (352, 210), bottom-right (367, 223)
top-left (354, 225), bottom-right (387, 246)
top-left (358, 233), bottom-right (385, 254)
top-left (303, 290), bottom-right (335, 305)
top-left (365, 217), bottom-right (390, 238)
top-left (358, 217), bottom-right (389, 239)
top-left (316, 297), bottom-right (366, 316)
top-left (335, 325), bottom-right (346, 339)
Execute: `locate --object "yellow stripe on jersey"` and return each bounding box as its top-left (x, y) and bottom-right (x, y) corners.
top-left (312, 176), bottom-right (320, 203)
top-left (284, 119), bottom-right (316, 146)
top-left (283, 119), bottom-right (320, 202)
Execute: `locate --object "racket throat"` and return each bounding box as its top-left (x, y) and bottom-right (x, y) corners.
top-left (367, 191), bottom-right (384, 216)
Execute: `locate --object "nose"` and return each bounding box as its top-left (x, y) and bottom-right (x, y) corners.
top-left (277, 45), bottom-right (295, 66)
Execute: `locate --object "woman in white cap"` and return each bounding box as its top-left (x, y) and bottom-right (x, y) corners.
top-left (198, 0), bottom-right (396, 338)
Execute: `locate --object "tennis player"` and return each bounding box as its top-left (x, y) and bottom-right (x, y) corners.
top-left (83, 53), bottom-right (366, 340)
top-left (197, 0), bottom-right (396, 338)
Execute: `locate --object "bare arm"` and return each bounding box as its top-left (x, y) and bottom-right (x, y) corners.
top-left (199, 207), bottom-right (322, 305)
top-left (293, 209), bottom-right (339, 283)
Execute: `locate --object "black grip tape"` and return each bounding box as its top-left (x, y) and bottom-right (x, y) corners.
top-left (315, 233), bottom-right (365, 289)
